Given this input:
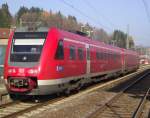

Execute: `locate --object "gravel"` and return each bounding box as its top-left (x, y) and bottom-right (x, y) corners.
top-left (19, 70), bottom-right (150, 118)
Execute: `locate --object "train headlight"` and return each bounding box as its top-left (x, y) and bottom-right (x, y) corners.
top-left (8, 69), bottom-right (16, 74)
top-left (28, 69), bottom-right (38, 74)
top-left (24, 81), bottom-right (28, 86)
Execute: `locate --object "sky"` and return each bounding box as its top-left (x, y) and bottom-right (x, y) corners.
top-left (0, 0), bottom-right (150, 47)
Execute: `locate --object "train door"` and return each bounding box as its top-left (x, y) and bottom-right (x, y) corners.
top-left (86, 44), bottom-right (90, 74)
top-left (121, 49), bottom-right (125, 72)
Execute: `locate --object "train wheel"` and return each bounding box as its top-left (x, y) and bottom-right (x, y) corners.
top-left (76, 83), bottom-right (82, 92)
top-left (56, 92), bottom-right (62, 97)
top-left (9, 94), bottom-right (18, 100)
top-left (64, 88), bottom-right (71, 96)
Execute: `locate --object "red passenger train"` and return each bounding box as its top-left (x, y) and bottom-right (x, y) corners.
top-left (4, 28), bottom-right (139, 97)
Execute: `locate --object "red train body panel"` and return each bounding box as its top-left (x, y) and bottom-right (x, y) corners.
top-left (4, 28), bottom-right (139, 96)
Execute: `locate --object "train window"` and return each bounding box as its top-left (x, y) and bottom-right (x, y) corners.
top-left (103, 53), bottom-right (106, 60)
top-left (111, 54), bottom-right (113, 60)
top-left (10, 32), bottom-right (48, 62)
top-left (55, 40), bottom-right (64, 60)
top-left (106, 53), bottom-right (108, 60)
top-left (87, 48), bottom-right (90, 60)
top-left (99, 52), bottom-right (102, 60)
top-left (105, 53), bottom-right (107, 60)
top-left (12, 45), bottom-right (43, 53)
top-left (69, 46), bottom-right (76, 60)
top-left (78, 48), bottom-right (84, 60)
top-left (108, 52), bottom-right (110, 59)
top-left (100, 52), bottom-right (104, 60)
top-left (117, 54), bottom-right (119, 59)
top-left (114, 53), bottom-right (117, 60)
top-left (109, 53), bottom-right (111, 60)
top-left (100, 52), bottom-right (103, 60)
top-left (107, 53), bottom-right (110, 60)
top-left (96, 51), bottom-right (102, 60)
top-left (96, 51), bottom-right (99, 60)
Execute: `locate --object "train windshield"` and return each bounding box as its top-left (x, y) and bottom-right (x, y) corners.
top-left (10, 32), bottom-right (48, 62)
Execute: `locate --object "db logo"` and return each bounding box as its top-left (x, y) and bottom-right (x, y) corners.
top-left (56, 65), bottom-right (64, 72)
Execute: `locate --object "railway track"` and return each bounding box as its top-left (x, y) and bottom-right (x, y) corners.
top-left (86, 70), bottom-right (150, 118)
top-left (0, 67), bottom-right (149, 118)
top-left (0, 96), bottom-right (65, 118)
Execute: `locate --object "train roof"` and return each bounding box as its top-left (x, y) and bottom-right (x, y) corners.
top-left (55, 28), bottom-right (119, 52)
top-left (13, 27), bottom-right (138, 55)
top-left (54, 28), bottom-right (137, 55)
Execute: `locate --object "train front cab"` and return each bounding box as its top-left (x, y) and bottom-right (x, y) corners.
top-left (4, 28), bottom-right (88, 96)
top-left (4, 31), bottom-right (51, 96)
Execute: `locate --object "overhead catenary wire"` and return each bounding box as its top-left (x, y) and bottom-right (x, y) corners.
top-left (83, 0), bottom-right (116, 29)
top-left (60, 0), bottom-right (112, 31)
top-left (142, 0), bottom-right (150, 23)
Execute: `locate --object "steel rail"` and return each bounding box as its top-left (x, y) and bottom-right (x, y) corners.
top-left (132, 87), bottom-right (150, 118)
top-left (1, 96), bottom-right (65, 118)
top-left (86, 71), bottom-right (150, 118)
top-left (0, 67), bottom-right (149, 118)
